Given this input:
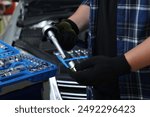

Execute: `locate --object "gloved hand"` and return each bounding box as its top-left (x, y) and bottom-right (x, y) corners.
top-left (68, 55), bottom-right (131, 86)
top-left (54, 19), bottom-right (79, 51)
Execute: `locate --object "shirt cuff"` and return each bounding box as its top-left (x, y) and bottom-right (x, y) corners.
top-left (81, 0), bottom-right (90, 6)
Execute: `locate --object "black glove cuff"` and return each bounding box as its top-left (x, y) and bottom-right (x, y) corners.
top-left (113, 55), bottom-right (131, 75)
top-left (64, 19), bottom-right (79, 35)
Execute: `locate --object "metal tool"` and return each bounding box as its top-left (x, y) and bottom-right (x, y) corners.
top-left (42, 24), bottom-right (76, 72)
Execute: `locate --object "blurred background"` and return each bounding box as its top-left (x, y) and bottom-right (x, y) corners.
top-left (0, 0), bottom-right (17, 37)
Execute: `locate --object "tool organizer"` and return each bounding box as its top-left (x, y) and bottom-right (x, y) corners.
top-left (0, 40), bottom-right (57, 89)
top-left (54, 48), bottom-right (89, 69)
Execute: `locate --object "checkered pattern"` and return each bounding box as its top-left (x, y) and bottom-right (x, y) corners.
top-left (82, 0), bottom-right (150, 99)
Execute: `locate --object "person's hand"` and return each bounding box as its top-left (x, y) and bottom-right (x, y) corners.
top-left (68, 55), bottom-right (131, 86)
top-left (54, 19), bottom-right (79, 51)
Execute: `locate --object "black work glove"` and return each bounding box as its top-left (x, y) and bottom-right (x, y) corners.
top-left (54, 19), bottom-right (79, 51)
top-left (68, 55), bottom-right (131, 86)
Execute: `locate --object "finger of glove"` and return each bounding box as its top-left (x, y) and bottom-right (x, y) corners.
top-left (75, 57), bottom-right (97, 71)
top-left (76, 56), bottom-right (110, 71)
top-left (60, 31), bottom-right (77, 51)
top-left (57, 21), bottom-right (72, 31)
top-left (67, 68), bottom-right (96, 85)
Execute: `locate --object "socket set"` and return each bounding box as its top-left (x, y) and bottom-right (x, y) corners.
top-left (0, 40), bottom-right (19, 58)
top-left (54, 48), bottom-right (89, 69)
top-left (0, 40), bottom-right (57, 88)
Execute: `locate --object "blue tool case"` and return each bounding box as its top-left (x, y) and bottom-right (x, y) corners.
top-left (0, 40), bottom-right (57, 94)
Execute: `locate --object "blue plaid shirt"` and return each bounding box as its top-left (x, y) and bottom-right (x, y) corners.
top-left (82, 0), bottom-right (150, 99)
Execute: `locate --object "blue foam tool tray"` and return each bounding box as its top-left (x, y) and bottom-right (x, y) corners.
top-left (0, 40), bottom-right (57, 89)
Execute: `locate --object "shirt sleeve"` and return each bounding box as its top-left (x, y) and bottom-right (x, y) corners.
top-left (82, 0), bottom-right (90, 6)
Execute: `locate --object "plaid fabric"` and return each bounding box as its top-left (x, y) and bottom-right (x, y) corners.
top-left (82, 0), bottom-right (150, 99)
